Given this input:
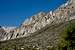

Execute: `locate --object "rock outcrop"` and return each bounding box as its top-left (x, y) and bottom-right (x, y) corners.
top-left (0, 0), bottom-right (75, 50)
top-left (0, 26), bottom-right (6, 41)
top-left (0, 0), bottom-right (75, 41)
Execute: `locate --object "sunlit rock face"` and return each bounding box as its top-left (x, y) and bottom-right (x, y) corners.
top-left (0, 26), bottom-right (16, 41)
top-left (0, 26), bottom-right (6, 41)
top-left (0, 0), bottom-right (75, 41)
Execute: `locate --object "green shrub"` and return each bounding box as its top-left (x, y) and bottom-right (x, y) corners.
top-left (57, 21), bottom-right (75, 50)
top-left (2, 48), bottom-right (8, 50)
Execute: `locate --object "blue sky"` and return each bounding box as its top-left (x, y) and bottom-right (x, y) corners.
top-left (0, 0), bottom-right (67, 26)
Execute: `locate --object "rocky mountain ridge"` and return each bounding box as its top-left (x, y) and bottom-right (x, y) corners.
top-left (0, 0), bottom-right (75, 41)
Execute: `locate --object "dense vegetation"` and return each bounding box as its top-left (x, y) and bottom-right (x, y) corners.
top-left (57, 21), bottom-right (75, 50)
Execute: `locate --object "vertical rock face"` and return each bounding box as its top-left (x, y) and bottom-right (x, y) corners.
top-left (0, 0), bottom-right (75, 41)
top-left (0, 26), bottom-right (7, 41)
top-left (0, 27), bottom-right (16, 41)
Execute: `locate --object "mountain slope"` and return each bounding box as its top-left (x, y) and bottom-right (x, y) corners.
top-left (0, 19), bottom-right (75, 50)
top-left (0, 0), bottom-right (75, 41)
top-left (0, 0), bottom-right (75, 50)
